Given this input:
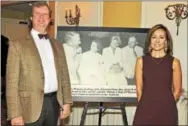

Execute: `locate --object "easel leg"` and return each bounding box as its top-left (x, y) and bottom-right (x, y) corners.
top-left (80, 102), bottom-right (89, 126)
top-left (120, 103), bottom-right (128, 126)
top-left (98, 102), bottom-right (103, 126)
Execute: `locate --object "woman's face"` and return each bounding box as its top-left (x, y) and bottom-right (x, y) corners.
top-left (90, 41), bottom-right (98, 53)
top-left (150, 29), bottom-right (167, 52)
top-left (110, 39), bottom-right (118, 49)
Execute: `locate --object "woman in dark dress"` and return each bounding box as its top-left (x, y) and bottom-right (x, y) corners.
top-left (133, 24), bottom-right (182, 125)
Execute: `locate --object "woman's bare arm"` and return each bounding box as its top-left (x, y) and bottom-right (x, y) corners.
top-left (172, 58), bottom-right (182, 102)
top-left (135, 57), bottom-right (143, 102)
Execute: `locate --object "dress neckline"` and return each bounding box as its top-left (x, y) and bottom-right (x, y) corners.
top-left (150, 54), bottom-right (167, 59)
top-left (149, 54), bottom-right (168, 65)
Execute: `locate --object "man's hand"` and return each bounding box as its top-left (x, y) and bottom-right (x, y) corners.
top-left (60, 104), bottom-right (71, 119)
top-left (11, 116), bottom-right (24, 125)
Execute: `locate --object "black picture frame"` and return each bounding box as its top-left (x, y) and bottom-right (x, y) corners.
top-left (57, 26), bottom-right (149, 102)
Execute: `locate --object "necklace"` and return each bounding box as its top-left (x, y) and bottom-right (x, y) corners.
top-left (151, 55), bottom-right (166, 64)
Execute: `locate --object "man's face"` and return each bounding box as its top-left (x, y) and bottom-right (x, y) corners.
top-left (70, 34), bottom-right (81, 46)
top-left (31, 6), bottom-right (50, 32)
top-left (128, 37), bottom-right (137, 48)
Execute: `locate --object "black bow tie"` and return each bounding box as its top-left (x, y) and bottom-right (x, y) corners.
top-left (38, 34), bottom-right (49, 39)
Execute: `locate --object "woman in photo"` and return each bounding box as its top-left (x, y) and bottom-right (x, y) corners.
top-left (78, 38), bottom-right (106, 85)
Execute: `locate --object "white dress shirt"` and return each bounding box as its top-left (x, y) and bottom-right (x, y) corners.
top-left (122, 45), bottom-right (144, 78)
top-left (31, 29), bottom-right (58, 93)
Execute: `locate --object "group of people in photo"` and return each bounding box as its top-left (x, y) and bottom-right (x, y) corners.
top-left (62, 32), bottom-right (144, 86)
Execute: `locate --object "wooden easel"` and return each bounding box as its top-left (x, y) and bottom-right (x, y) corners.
top-left (79, 102), bottom-right (128, 126)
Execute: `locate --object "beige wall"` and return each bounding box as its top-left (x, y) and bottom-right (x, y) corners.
top-left (103, 1), bottom-right (141, 27)
top-left (1, 18), bottom-right (28, 40)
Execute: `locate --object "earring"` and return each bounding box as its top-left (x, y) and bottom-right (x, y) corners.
top-left (164, 44), bottom-right (168, 52)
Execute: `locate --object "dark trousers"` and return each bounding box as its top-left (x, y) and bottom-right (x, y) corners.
top-left (26, 92), bottom-right (60, 126)
top-left (126, 78), bottom-right (135, 85)
top-left (1, 77), bottom-right (11, 126)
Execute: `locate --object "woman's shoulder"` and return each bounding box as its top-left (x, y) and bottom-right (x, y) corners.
top-left (172, 57), bottom-right (181, 65)
top-left (171, 57), bottom-right (181, 70)
top-left (165, 54), bottom-right (179, 63)
top-left (137, 54), bottom-right (151, 64)
top-left (136, 56), bottom-right (143, 64)
top-left (173, 57), bottom-right (180, 61)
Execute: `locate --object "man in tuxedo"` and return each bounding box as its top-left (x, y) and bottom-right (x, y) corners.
top-left (6, 2), bottom-right (72, 126)
top-left (122, 36), bottom-right (143, 85)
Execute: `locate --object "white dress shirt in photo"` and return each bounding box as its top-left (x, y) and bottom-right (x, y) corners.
top-left (122, 45), bottom-right (143, 78)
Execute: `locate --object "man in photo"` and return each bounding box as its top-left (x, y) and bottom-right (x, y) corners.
top-left (63, 32), bottom-right (82, 85)
top-left (122, 36), bottom-right (144, 85)
top-left (78, 38), bottom-right (106, 85)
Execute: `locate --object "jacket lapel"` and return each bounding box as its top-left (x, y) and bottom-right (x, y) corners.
top-left (26, 34), bottom-right (44, 86)
top-left (26, 34), bottom-right (43, 67)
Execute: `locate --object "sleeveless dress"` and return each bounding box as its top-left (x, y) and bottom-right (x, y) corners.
top-left (133, 54), bottom-right (178, 125)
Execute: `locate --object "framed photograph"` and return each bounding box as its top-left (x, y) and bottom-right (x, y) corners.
top-left (57, 26), bottom-right (149, 102)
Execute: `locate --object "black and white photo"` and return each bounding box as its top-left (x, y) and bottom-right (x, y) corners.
top-left (57, 26), bottom-right (149, 102)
